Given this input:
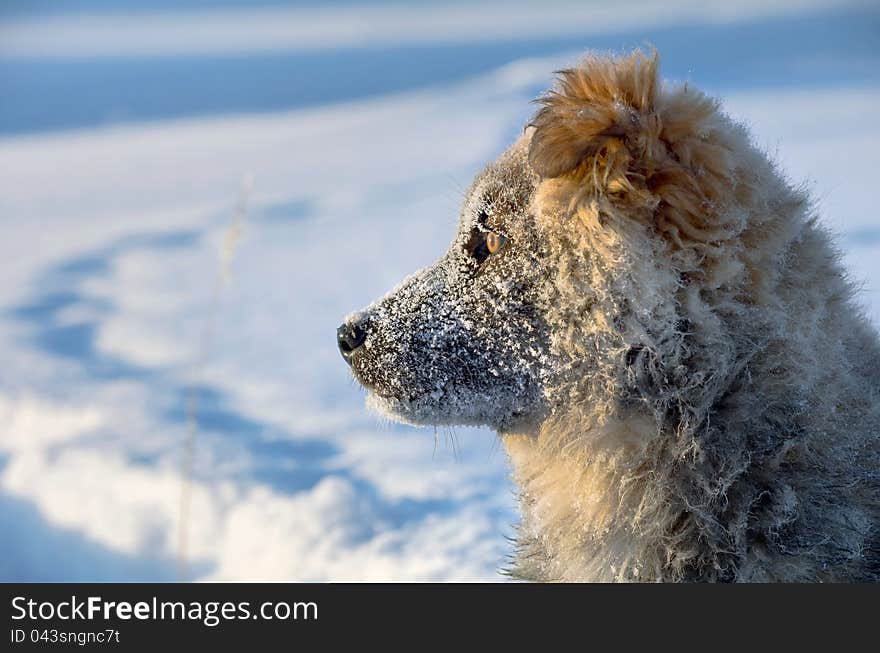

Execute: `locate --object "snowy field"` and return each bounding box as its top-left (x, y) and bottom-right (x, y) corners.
top-left (1, 0), bottom-right (878, 581)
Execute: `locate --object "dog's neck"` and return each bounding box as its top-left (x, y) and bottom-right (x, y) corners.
top-left (501, 411), bottom-right (664, 582)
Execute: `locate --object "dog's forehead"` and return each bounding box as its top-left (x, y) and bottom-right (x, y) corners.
top-left (462, 135), bottom-right (536, 230)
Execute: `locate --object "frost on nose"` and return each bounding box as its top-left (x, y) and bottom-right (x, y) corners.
top-left (340, 243), bottom-right (548, 431)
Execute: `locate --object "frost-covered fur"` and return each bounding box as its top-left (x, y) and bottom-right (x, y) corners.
top-left (342, 51), bottom-right (880, 582)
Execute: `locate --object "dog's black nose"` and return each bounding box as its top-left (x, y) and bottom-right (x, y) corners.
top-left (337, 322), bottom-right (367, 362)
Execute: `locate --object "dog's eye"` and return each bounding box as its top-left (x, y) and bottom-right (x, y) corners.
top-left (486, 232), bottom-right (505, 254)
top-left (467, 229), bottom-right (507, 265)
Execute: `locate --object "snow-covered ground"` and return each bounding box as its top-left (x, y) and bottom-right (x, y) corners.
top-left (1, 0), bottom-right (878, 581)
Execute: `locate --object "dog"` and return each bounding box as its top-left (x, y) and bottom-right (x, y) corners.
top-left (338, 51), bottom-right (880, 581)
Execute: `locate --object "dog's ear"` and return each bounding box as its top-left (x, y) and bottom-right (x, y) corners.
top-left (528, 51), bottom-right (659, 180)
top-left (529, 50), bottom-right (744, 249)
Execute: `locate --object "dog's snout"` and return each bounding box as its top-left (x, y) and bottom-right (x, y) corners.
top-left (337, 321), bottom-right (367, 362)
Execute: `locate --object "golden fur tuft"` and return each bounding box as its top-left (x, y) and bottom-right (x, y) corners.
top-left (529, 50), bottom-right (751, 250)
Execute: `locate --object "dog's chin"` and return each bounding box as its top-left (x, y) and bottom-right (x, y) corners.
top-left (363, 388), bottom-right (538, 433)
top-left (364, 391), bottom-right (428, 427)
top-left (364, 389), bottom-right (463, 428)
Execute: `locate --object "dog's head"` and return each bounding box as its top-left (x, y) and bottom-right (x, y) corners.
top-left (339, 139), bottom-right (553, 431)
top-left (339, 51), bottom-right (761, 432)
